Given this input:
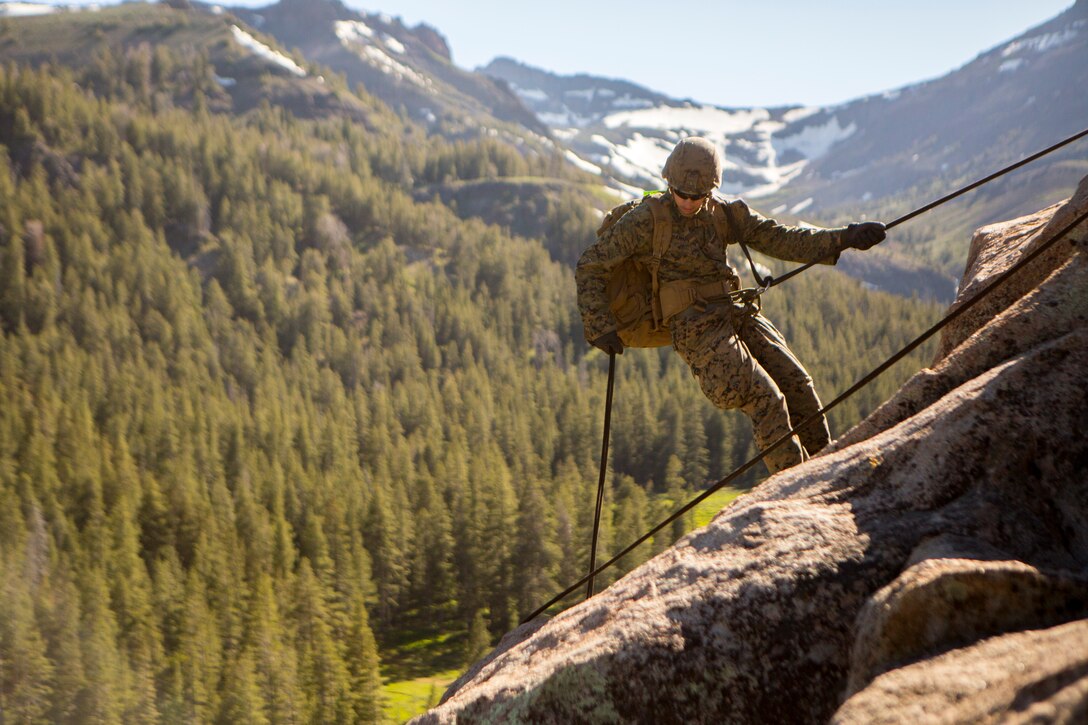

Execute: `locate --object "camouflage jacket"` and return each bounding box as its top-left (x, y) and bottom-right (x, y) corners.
top-left (575, 194), bottom-right (849, 341)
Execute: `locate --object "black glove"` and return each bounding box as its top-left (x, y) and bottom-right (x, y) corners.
top-left (844, 221), bottom-right (886, 250)
top-left (591, 331), bottom-right (624, 355)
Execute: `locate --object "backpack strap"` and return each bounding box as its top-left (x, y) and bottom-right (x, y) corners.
top-left (644, 194), bottom-right (672, 330)
top-left (709, 197), bottom-right (733, 244)
top-left (646, 194), bottom-right (673, 259)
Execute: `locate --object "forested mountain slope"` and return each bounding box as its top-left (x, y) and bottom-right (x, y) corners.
top-left (0, 3), bottom-right (940, 722)
top-left (225, 0), bottom-right (549, 137)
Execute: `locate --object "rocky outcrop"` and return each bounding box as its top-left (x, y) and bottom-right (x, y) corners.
top-left (414, 177), bottom-right (1088, 723)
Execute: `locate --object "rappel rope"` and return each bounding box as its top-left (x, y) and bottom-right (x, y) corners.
top-left (586, 352), bottom-right (616, 600)
top-left (525, 131), bottom-right (1088, 624)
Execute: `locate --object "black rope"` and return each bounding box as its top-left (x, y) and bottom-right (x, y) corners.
top-left (524, 204), bottom-right (1088, 624)
top-left (764, 126), bottom-right (1088, 290)
top-left (737, 238), bottom-right (772, 290)
top-left (586, 352), bottom-right (616, 599)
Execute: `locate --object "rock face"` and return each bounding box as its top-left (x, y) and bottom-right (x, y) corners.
top-left (414, 177), bottom-right (1088, 724)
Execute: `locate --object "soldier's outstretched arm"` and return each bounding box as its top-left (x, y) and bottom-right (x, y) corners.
top-left (728, 199), bottom-right (883, 265)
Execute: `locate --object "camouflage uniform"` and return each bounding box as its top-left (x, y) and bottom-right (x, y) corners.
top-left (576, 194), bottom-right (848, 473)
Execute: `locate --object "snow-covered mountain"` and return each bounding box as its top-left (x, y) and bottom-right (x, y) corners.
top-left (482, 56), bottom-right (857, 200)
top-left (481, 3), bottom-right (1087, 299)
top-left (484, 0), bottom-right (1087, 216)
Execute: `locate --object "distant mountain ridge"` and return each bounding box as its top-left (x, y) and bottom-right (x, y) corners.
top-left (480, 57), bottom-right (675, 130)
top-left (225, 0), bottom-right (549, 137)
top-left (0, 0), bottom-right (380, 125)
top-left (483, 3), bottom-right (1087, 212)
top-left (479, 3), bottom-right (1087, 298)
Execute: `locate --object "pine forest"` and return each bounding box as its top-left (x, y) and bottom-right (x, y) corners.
top-left (0, 11), bottom-right (943, 723)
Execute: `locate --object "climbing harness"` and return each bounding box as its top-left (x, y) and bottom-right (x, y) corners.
top-left (586, 351), bottom-right (616, 600)
top-left (524, 127), bottom-right (1088, 624)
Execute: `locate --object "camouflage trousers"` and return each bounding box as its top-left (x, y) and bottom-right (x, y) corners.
top-left (669, 302), bottom-right (831, 474)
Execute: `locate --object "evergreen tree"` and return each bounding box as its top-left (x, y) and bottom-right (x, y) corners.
top-left (74, 572), bottom-right (125, 724)
top-left (0, 555), bottom-right (55, 723)
top-left (407, 475), bottom-right (455, 614)
top-left (38, 563), bottom-right (88, 724)
top-left (362, 480), bottom-right (409, 630)
top-left (0, 214), bottom-right (27, 332)
top-left (215, 649), bottom-right (269, 725)
top-left (612, 476), bottom-right (651, 570)
top-left (246, 574), bottom-right (301, 725)
top-left (292, 561), bottom-right (354, 724)
top-left (512, 477), bottom-right (561, 619)
top-left (463, 609), bottom-right (491, 670)
top-left (344, 596), bottom-right (383, 723)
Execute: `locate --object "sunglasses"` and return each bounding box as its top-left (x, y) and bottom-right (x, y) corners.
top-left (670, 187), bottom-right (710, 202)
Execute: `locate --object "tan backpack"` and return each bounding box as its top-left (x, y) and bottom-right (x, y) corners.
top-left (597, 193), bottom-right (741, 348)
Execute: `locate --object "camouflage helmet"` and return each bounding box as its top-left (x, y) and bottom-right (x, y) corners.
top-left (662, 137), bottom-right (723, 195)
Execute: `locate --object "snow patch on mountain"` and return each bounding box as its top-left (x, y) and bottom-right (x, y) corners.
top-left (360, 45), bottom-right (429, 86)
top-left (587, 133), bottom-right (667, 189)
top-left (782, 106), bottom-right (821, 123)
top-left (382, 33), bottom-right (406, 54)
top-left (565, 88), bottom-right (595, 101)
top-left (603, 105), bottom-right (769, 135)
top-left (335, 19), bottom-right (375, 42)
top-left (516, 87), bottom-right (550, 103)
top-left (1001, 25), bottom-right (1081, 57)
top-left (231, 25), bottom-right (306, 77)
top-left (564, 149), bottom-right (602, 175)
top-left (0, 1), bottom-right (104, 15)
top-left (0, 2), bottom-right (50, 14)
top-left (612, 94), bottom-right (656, 110)
top-left (724, 159), bottom-right (808, 198)
top-left (334, 20), bottom-right (429, 87)
top-left (772, 117), bottom-right (857, 163)
top-left (505, 83), bottom-right (660, 129)
top-left (538, 110), bottom-right (596, 128)
top-left (789, 197), bottom-right (814, 214)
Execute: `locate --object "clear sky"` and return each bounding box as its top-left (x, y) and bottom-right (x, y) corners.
top-left (28, 0), bottom-right (1075, 107)
top-left (338, 0), bottom-right (1074, 107)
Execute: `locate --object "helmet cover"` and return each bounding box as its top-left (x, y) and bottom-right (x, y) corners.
top-left (662, 137), bottom-right (723, 194)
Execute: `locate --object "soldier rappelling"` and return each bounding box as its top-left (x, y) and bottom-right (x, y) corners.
top-left (576, 137), bottom-right (886, 474)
